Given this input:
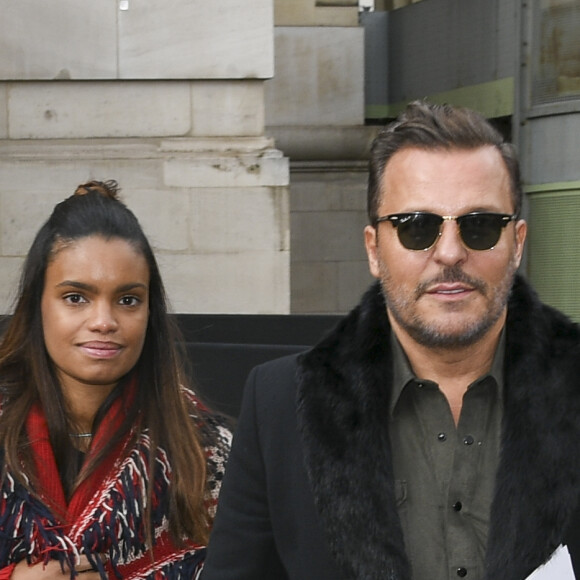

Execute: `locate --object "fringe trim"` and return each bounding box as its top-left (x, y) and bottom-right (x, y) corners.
top-left (0, 433), bottom-right (202, 579)
top-left (0, 398), bottom-right (230, 578)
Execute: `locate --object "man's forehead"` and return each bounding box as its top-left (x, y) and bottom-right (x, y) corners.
top-left (378, 146), bottom-right (514, 212)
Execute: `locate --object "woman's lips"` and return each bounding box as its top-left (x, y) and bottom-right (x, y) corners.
top-left (79, 341), bottom-right (123, 358)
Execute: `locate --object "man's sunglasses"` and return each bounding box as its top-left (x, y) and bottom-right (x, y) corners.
top-left (375, 211), bottom-right (518, 251)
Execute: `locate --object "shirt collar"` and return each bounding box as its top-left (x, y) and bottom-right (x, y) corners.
top-left (389, 329), bottom-right (505, 417)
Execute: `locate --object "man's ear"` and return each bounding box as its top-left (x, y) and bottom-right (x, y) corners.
top-left (514, 219), bottom-right (527, 268)
top-left (364, 225), bottom-right (381, 279)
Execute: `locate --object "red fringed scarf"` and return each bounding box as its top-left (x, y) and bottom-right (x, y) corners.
top-left (0, 380), bottom-right (229, 580)
top-left (25, 378), bottom-right (135, 525)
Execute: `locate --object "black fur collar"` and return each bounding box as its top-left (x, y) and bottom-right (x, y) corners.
top-left (297, 275), bottom-right (580, 580)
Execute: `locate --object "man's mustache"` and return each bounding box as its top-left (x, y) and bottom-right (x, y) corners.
top-left (414, 266), bottom-right (487, 299)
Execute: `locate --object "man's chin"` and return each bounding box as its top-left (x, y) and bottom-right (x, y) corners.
top-left (403, 317), bottom-right (495, 349)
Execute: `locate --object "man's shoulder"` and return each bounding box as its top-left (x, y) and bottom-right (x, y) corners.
top-left (254, 350), bottom-right (302, 372)
top-left (246, 352), bottom-right (303, 407)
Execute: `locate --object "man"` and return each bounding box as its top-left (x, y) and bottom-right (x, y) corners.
top-left (203, 101), bottom-right (580, 579)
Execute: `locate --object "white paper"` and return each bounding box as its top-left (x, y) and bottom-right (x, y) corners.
top-left (525, 544), bottom-right (575, 580)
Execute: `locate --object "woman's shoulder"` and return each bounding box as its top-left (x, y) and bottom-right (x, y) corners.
top-left (182, 387), bottom-right (232, 439)
top-left (181, 386), bottom-right (232, 490)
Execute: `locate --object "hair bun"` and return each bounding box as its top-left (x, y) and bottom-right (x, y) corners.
top-left (74, 180), bottom-right (119, 200)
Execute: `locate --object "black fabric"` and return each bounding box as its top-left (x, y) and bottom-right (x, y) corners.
top-left (203, 355), bottom-right (342, 580)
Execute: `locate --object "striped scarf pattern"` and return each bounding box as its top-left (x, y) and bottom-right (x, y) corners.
top-left (0, 391), bottom-right (230, 580)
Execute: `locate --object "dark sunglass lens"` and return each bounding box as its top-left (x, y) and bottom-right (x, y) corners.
top-left (459, 214), bottom-right (503, 250)
top-left (397, 214), bottom-right (441, 250)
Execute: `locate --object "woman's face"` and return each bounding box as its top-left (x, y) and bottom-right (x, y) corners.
top-left (41, 235), bottom-right (150, 402)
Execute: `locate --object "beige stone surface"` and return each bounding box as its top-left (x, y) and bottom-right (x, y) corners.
top-left (8, 81), bottom-right (192, 139)
top-left (157, 252), bottom-right (290, 314)
top-left (0, 137), bottom-right (290, 314)
top-left (0, 258), bottom-right (25, 314)
top-left (0, 187), bottom-right (67, 256)
top-left (121, 188), bottom-right (191, 253)
top-left (4, 78), bottom-right (270, 140)
top-left (189, 187), bottom-right (289, 254)
top-left (0, 1), bottom-right (117, 80)
top-left (191, 81), bottom-right (265, 137)
top-left (337, 260), bottom-right (374, 311)
top-left (265, 27), bottom-right (364, 126)
top-left (1, 0), bottom-right (273, 80)
top-left (0, 85), bottom-right (8, 138)
top-left (291, 210), bottom-right (368, 262)
top-left (164, 149), bottom-right (289, 189)
top-left (289, 164), bottom-right (372, 314)
top-left (275, 0), bottom-right (358, 26)
top-left (0, 154), bottom-right (162, 197)
top-left (118, 0), bottom-right (273, 79)
top-left (291, 261), bottom-right (339, 313)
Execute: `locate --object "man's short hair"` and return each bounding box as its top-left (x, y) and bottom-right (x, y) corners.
top-left (367, 100), bottom-right (522, 225)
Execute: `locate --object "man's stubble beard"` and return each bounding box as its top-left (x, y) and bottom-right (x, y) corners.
top-left (379, 260), bottom-right (518, 349)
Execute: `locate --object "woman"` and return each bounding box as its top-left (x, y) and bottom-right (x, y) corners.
top-left (0, 181), bottom-right (230, 580)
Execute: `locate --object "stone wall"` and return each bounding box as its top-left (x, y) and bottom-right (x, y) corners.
top-left (267, 0), bottom-right (376, 314)
top-left (0, 0), bottom-right (290, 314)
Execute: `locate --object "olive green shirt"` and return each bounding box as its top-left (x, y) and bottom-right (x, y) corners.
top-left (389, 332), bottom-right (504, 580)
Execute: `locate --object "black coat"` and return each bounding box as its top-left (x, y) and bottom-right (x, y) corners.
top-left (203, 276), bottom-right (580, 580)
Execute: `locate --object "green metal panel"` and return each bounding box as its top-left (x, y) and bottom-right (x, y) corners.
top-left (527, 183), bottom-right (580, 322)
top-left (365, 77), bottom-right (515, 120)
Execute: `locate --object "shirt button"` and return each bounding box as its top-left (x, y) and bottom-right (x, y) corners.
top-left (453, 501), bottom-right (462, 511)
top-left (463, 435), bottom-right (475, 445)
top-left (438, 432), bottom-right (447, 441)
top-left (457, 567), bottom-right (467, 577)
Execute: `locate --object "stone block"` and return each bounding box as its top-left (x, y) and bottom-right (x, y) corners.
top-left (0, 258), bottom-right (25, 314)
top-left (341, 178), bottom-right (369, 212)
top-left (265, 26), bottom-right (364, 126)
top-left (291, 261), bottom-right (339, 313)
top-left (118, 0), bottom-right (273, 79)
top-left (337, 260), bottom-right (374, 311)
top-left (0, 1), bottom-right (117, 80)
top-left (275, 0), bottom-right (358, 26)
top-left (0, 137), bottom-right (290, 314)
top-left (290, 181), bottom-right (345, 212)
top-left (0, 85), bottom-right (8, 138)
top-left (191, 81), bottom-right (265, 137)
top-left (290, 171), bottom-right (367, 212)
top-left (164, 149), bottom-right (289, 188)
top-left (8, 81), bottom-right (191, 139)
top-left (120, 188), bottom-right (190, 252)
top-left (0, 188), bottom-right (66, 256)
top-left (291, 210), bottom-right (368, 262)
top-left (190, 188), bottom-right (289, 254)
top-left (267, 126), bottom-right (377, 162)
top-left (157, 252), bottom-right (290, 314)
top-left (1, 0), bottom-right (273, 81)
top-left (0, 140), bottom-right (167, 198)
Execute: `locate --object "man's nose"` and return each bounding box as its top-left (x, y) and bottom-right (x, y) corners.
top-left (431, 220), bottom-right (468, 265)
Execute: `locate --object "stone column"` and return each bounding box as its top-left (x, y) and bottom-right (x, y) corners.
top-left (267, 0), bottom-right (376, 314)
top-left (0, 0), bottom-right (289, 314)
